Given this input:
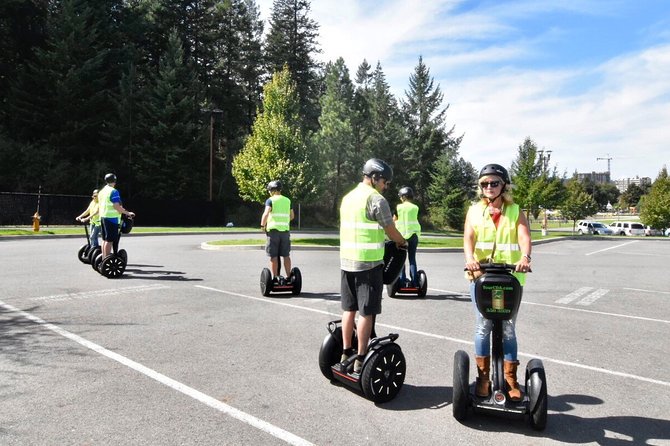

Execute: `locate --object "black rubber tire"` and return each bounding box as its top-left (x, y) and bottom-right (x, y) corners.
top-left (361, 343), bottom-right (406, 403)
top-left (493, 355), bottom-right (505, 392)
top-left (386, 279), bottom-right (398, 297)
top-left (417, 270), bottom-right (428, 297)
top-left (318, 330), bottom-right (342, 380)
top-left (100, 255), bottom-right (126, 278)
top-left (118, 249), bottom-right (127, 264)
top-left (92, 252), bottom-right (103, 272)
top-left (78, 245), bottom-right (90, 264)
top-left (260, 268), bottom-right (273, 296)
top-left (526, 358), bottom-right (548, 430)
top-left (290, 267), bottom-right (302, 295)
top-left (452, 350), bottom-right (470, 421)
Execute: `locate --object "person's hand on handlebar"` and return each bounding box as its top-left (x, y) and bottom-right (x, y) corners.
top-left (515, 255), bottom-right (531, 273)
top-left (464, 255), bottom-right (480, 271)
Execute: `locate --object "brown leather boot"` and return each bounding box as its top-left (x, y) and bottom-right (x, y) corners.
top-left (475, 356), bottom-right (491, 397)
top-left (504, 360), bottom-right (522, 401)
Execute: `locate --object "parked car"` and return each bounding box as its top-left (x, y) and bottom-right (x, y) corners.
top-left (644, 225), bottom-right (663, 236)
top-left (608, 221), bottom-right (645, 236)
top-left (577, 221), bottom-right (613, 235)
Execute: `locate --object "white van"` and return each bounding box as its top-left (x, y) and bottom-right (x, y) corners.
top-left (608, 221), bottom-right (645, 236)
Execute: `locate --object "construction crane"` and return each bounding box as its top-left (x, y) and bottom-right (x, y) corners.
top-left (597, 155), bottom-right (613, 174)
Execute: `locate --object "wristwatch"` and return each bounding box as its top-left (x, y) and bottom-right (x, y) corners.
top-left (523, 254), bottom-right (532, 261)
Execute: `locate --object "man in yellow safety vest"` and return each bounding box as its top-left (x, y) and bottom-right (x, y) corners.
top-left (394, 186), bottom-right (421, 286)
top-left (260, 180), bottom-right (295, 282)
top-left (339, 158), bottom-right (407, 374)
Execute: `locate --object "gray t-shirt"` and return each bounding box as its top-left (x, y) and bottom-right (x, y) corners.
top-left (340, 191), bottom-right (394, 272)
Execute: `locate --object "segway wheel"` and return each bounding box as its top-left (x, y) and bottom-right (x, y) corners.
top-left (525, 358), bottom-right (548, 430)
top-left (78, 245), bottom-right (90, 264)
top-left (92, 252), bottom-right (103, 272)
top-left (452, 350), bottom-right (470, 421)
top-left (290, 267), bottom-right (302, 295)
top-left (318, 330), bottom-right (343, 380)
top-left (100, 255), bottom-right (126, 278)
top-left (386, 279), bottom-right (399, 297)
top-left (118, 249), bottom-right (128, 264)
top-left (417, 270), bottom-right (428, 298)
top-left (361, 343), bottom-right (406, 403)
top-left (260, 268), bottom-right (273, 296)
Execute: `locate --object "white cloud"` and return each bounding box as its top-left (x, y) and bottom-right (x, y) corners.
top-left (255, 0), bottom-right (670, 180)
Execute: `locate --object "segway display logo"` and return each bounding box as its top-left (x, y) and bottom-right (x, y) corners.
top-left (483, 284), bottom-right (511, 313)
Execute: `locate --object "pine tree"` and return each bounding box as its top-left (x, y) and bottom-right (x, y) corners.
top-left (264, 0), bottom-right (322, 131)
top-left (427, 149), bottom-right (475, 231)
top-left (5, 0), bottom-right (120, 192)
top-left (133, 30), bottom-right (205, 199)
top-left (401, 56), bottom-right (454, 208)
top-left (312, 58), bottom-right (356, 217)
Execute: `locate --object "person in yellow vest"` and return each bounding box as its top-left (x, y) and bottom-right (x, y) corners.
top-left (260, 180), bottom-right (295, 282)
top-left (339, 158), bottom-right (408, 374)
top-left (76, 189), bottom-right (101, 249)
top-left (98, 173), bottom-right (135, 259)
top-left (463, 163), bottom-right (531, 401)
top-left (394, 186), bottom-right (421, 286)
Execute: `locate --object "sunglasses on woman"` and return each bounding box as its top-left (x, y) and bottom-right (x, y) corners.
top-left (479, 181), bottom-right (501, 188)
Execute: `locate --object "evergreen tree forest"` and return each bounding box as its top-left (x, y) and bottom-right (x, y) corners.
top-left (0, 0), bottom-right (475, 227)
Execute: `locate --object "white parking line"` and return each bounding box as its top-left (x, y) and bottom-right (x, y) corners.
top-left (556, 286), bottom-right (593, 304)
top-left (196, 286), bottom-right (670, 387)
top-left (0, 300), bottom-right (314, 446)
top-left (585, 240), bottom-right (639, 256)
top-left (576, 288), bottom-right (609, 306)
top-left (27, 284), bottom-right (170, 303)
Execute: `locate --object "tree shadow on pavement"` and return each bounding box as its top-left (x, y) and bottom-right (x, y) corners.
top-left (121, 264), bottom-right (202, 281)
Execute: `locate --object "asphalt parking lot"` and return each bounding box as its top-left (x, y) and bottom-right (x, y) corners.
top-left (1, 234), bottom-right (669, 445)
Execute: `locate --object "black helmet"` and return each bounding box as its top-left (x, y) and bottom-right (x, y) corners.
top-left (267, 180), bottom-right (282, 192)
top-left (104, 173), bottom-right (117, 184)
top-left (479, 164), bottom-right (509, 184)
top-left (362, 158), bottom-right (393, 181)
top-left (398, 186), bottom-right (414, 199)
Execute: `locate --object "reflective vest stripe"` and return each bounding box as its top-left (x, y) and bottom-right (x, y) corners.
top-left (340, 222), bottom-right (381, 230)
top-left (475, 242), bottom-right (520, 251)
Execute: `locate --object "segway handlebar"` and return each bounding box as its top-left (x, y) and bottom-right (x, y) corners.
top-left (464, 262), bottom-right (532, 273)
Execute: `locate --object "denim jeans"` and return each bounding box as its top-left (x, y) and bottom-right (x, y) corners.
top-left (469, 282), bottom-right (518, 361)
top-left (90, 224), bottom-right (100, 248)
top-left (399, 234), bottom-right (419, 285)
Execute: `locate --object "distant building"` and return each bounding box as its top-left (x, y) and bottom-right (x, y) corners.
top-left (576, 171), bottom-right (610, 184)
top-left (614, 176), bottom-right (651, 192)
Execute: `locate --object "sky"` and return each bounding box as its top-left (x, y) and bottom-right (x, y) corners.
top-left (255, 0), bottom-right (670, 181)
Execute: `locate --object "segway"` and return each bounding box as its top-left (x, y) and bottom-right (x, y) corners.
top-left (92, 215), bottom-right (132, 278)
top-left (452, 263), bottom-right (547, 430)
top-left (317, 241), bottom-right (407, 403)
top-left (260, 266), bottom-right (302, 296)
top-left (77, 221), bottom-right (100, 264)
top-left (387, 270), bottom-right (428, 297)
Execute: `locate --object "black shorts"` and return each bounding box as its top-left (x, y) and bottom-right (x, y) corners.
top-left (265, 230), bottom-right (291, 257)
top-left (100, 218), bottom-right (119, 242)
top-left (340, 265), bottom-right (383, 316)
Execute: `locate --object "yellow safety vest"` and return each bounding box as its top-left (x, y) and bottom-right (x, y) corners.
top-left (396, 201), bottom-right (421, 238)
top-left (340, 183), bottom-right (385, 262)
top-left (98, 185), bottom-right (121, 220)
top-left (468, 201), bottom-right (526, 285)
top-left (266, 195), bottom-right (291, 231)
